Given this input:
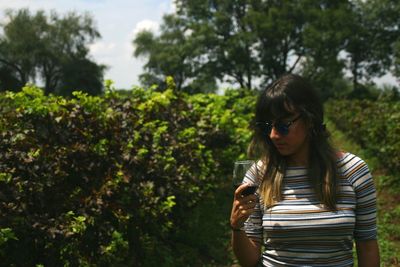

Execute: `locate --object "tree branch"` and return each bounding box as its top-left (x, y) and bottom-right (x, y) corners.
top-left (0, 58), bottom-right (24, 78)
top-left (288, 54), bottom-right (303, 73)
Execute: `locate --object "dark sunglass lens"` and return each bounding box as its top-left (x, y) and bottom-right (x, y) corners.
top-left (276, 123), bottom-right (289, 135)
top-left (257, 123), bottom-right (272, 135)
top-left (261, 124), bottom-right (272, 135)
top-left (265, 124), bottom-right (272, 134)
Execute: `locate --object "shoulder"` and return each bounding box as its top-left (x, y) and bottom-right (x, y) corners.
top-left (336, 151), bottom-right (367, 170)
top-left (337, 152), bottom-right (373, 186)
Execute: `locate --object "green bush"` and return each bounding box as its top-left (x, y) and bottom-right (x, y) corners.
top-left (325, 99), bottom-right (400, 179)
top-left (0, 83), bottom-right (256, 266)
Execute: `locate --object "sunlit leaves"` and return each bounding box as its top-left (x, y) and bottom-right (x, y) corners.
top-left (0, 83), bottom-right (256, 265)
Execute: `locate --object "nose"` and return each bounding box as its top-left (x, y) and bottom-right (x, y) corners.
top-left (269, 127), bottom-right (282, 140)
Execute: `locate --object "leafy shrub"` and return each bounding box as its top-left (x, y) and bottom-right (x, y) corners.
top-left (325, 99), bottom-right (400, 179)
top-left (0, 83), bottom-right (256, 266)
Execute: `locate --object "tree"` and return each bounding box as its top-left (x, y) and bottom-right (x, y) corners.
top-left (187, 0), bottom-right (260, 89)
top-left (0, 8), bottom-right (105, 95)
top-left (161, 0), bottom-right (260, 90)
top-left (299, 0), bottom-right (353, 99)
top-left (0, 9), bottom-right (46, 89)
top-left (344, 0), bottom-right (400, 90)
top-left (134, 0), bottom-right (351, 92)
top-left (55, 58), bottom-right (106, 96)
top-left (0, 65), bottom-right (22, 91)
top-left (134, 14), bottom-right (217, 93)
top-left (134, 0), bottom-right (399, 95)
top-left (246, 0), bottom-right (306, 84)
top-left (394, 41), bottom-right (400, 79)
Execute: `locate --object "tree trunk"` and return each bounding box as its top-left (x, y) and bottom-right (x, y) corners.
top-left (352, 58), bottom-right (359, 91)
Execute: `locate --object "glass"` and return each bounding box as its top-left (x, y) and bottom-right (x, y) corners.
top-left (256, 114), bottom-right (302, 136)
top-left (233, 160), bottom-right (258, 196)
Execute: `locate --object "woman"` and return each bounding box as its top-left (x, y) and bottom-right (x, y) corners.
top-left (230, 74), bottom-right (380, 267)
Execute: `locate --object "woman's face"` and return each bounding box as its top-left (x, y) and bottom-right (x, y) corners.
top-left (268, 112), bottom-right (310, 164)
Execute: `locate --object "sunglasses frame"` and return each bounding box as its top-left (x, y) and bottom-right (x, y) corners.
top-left (256, 114), bottom-right (302, 136)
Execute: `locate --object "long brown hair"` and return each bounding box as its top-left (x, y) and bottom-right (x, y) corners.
top-left (248, 74), bottom-right (339, 210)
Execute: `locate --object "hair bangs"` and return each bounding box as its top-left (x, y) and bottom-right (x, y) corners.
top-left (257, 92), bottom-right (297, 122)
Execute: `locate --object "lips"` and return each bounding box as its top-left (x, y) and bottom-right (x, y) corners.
top-left (274, 143), bottom-right (286, 149)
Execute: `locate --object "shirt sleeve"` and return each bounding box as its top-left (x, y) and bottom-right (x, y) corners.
top-left (347, 157), bottom-right (378, 241)
top-left (242, 161), bottom-right (263, 242)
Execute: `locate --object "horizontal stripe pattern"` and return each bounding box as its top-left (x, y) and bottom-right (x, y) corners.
top-left (243, 153), bottom-right (377, 266)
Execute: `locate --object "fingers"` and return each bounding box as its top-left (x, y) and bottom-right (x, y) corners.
top-left (231, 204), bottom-right (255, 229)
top-left (238, 201), bottom-right (256, 211)
top-left (234, 183), bottom-right (257, 199)
top-left (234, 194), bottom-right (257, 205)
top-left (234, 183), bottom-right (248, 196)
top-left (237, 207), bottom-right (255, 217)
top-left (236, 202), bottom-right (256, 217)
top-left (233, 195), bottom-right (257, 217)
top-left (237, 207), bottom-right (255, 216)
top-left (233, 193), bottom-right (257, 209)
top-left (230, 186), bottom-right (258, 229)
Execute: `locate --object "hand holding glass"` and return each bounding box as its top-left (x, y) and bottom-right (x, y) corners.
top-left (233, 160), bottom-right (257, 196)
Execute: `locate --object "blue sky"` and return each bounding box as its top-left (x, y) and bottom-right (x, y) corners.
top-left (0, 0), bottom-right (174, 89)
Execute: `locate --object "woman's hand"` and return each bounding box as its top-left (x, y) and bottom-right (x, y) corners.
top-left (230, 183), bottom-right (257, 230)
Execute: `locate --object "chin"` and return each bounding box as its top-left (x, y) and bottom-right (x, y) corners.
top-left (276, 149), bottom-right (293, 156)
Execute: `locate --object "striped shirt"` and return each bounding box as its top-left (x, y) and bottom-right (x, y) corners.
top-left (243, 152), bottom-right (377, 267)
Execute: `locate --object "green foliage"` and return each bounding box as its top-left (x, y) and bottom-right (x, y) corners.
top-left (0, 83), bottom-right (255, 265)
top-left (0, 8), bottom-right (104, 95)
top-left (376, 201), bottom-right (400, 266)
top-left (133, 15), bottom-right (218, 93)
top-left (0, 228), bottom-right (18, 246)
top-left (343, 82), bottom-right (400, 102)
top-left (326, 99), bottom-right (400, 180)
top-left (134, 0), bottom-right (400, 94)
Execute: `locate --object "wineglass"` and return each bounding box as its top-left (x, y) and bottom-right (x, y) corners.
top-left (233, 160), bottom-right (258, 196)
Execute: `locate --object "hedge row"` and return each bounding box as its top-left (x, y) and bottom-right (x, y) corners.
top-left (325, 99), bottom-right (400, 176)
top-left (0, 81), bottom-right (256, 266)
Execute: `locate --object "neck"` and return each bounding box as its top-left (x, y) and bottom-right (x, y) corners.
top-left (287, 157), bottom-right (308, 167)
top-left (286, 141), bottom-right (310, 167)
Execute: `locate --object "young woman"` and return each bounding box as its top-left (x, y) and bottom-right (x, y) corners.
top-left (230, 74), bottom-right (380, 267)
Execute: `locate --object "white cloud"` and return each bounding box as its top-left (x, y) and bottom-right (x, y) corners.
top-left (0, 13), bottom-right (10, 24)
top-left (131, 19), bottom-right (159, 38)
top-left (158, 0), bottom-right (176, 15)
top-left (373, 73), bottom-right (399, 87)
top-left (170, 0), bottom-right (177, 13)
top-left (89, 42), bottom-right (116, 56)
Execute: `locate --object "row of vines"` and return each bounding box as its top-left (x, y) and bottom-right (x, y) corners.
top-left (325, 99), bottom-right (400, 182)
top-left (0, 81), bottom-right (256, 266)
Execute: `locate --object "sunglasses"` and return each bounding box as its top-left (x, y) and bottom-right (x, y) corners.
top-left (256, 114), bottom-right (302, 136)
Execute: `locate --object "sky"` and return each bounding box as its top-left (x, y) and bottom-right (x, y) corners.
top-left (0, 0), bottom-right (397, 90)
top-left (0, 0), bottom-right (174, 89)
